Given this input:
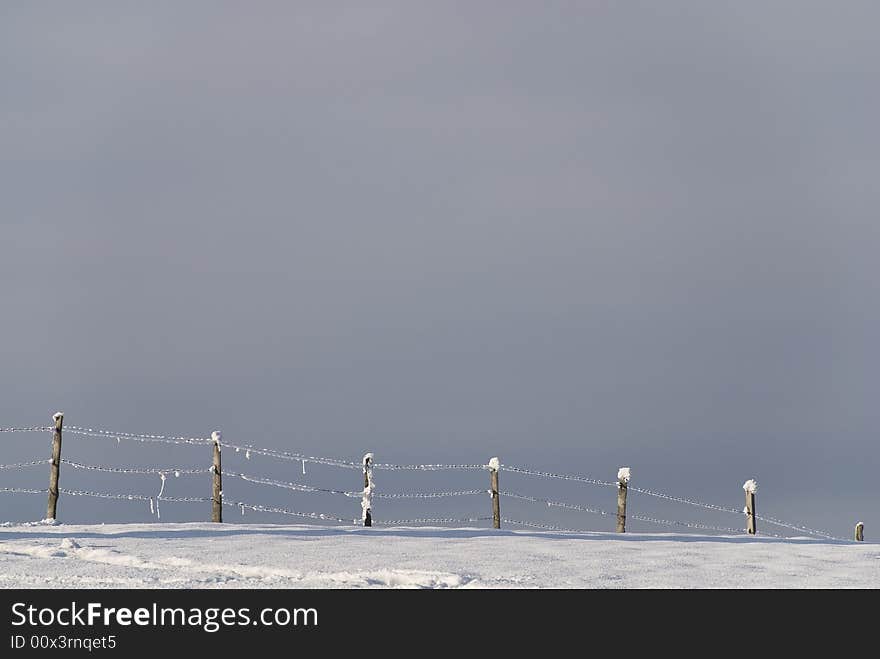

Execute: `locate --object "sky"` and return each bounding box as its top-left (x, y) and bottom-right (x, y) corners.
top-left (2, 2), bottom-right (878, 540)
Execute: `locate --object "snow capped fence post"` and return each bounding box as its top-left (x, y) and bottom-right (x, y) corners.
top-left (855, 522), bottom-right (864, 542)
top-left (362, 453), bottom-right (374, 527)
top-left (46, 412), bottom-right (64, 521)
top-left (488, 457), bottom-right (500, 529)
top-left (211, 431), bottom-right (223, 523)
top-left (616, 467), bottom-right (630, 533)
top-left (743, 479), bottom-right (757, 535)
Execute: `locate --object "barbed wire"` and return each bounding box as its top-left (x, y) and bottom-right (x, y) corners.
top-left (503, 490), bottom-right (804, 538)
top-left (223, 500), bottom-right (352, 524)
top-left (66, 427), bottom-right (211, 446)
top-left (61, 460), bottom-right (209, 476)
top-left (374, 516), bottom-right (494, 526)
top-left (627, 485), bottom-right (743, 516)
top-left (0, 459), bottom-right (50, 470)
top-left (504, 517), bottom-right (757, 537)
top-left (229, 472), bottom-right (489, 501)
top-left (502, 465), bottom-right (617, 487)
top-left (0, 487), bottom-right (47, 495)
top-left (373, 463), bottom-right (488, 471)
top-left (502, 518), bottom-right (592, 533)
top-left (501, 491), bottom-right (610, 516)
top-left (65, 425), bottom-right (362, 469)
top-left (58, 424), bottom-right (367, 472)
top-left (627, 513), bottom-right (751, 536)
top-left (227, 471), bottom-right (355, 496)
top-left (57, 488), bottom-right (212, 504)
top-left (374, 489), bottom-right (486, 499)
top-left (59, 488), bottom-right (149, 501)
top-left (0, 427), bottom-right (53, 433)
top-left (223, 444), bottom-right (361, 470)
top-left (754, 514), bottom-right (839, 540)
top-left (1, 422), bottom-right (852, 540)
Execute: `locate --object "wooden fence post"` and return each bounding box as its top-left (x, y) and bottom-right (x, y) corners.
top-left (743, 479), bottom-right (757, 535)
top-left (855, 522), bottom-right (864, 542)
top-left (616, 467), bottom-right (630, 533)
top-left (488, 457), bottom-right (500, 529)
top-left (211, 431), bottom-right (222, 523)
top-left (362, 453), bottom-right (373, 527)
top-left (46, 412), bottom-right (64, 521)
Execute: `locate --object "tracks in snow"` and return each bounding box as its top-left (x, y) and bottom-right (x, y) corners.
top-left (0, 538), bottom-right (477, 588)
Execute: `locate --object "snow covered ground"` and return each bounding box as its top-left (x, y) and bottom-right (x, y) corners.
top-left (1, 522), bottom-right (876, 588)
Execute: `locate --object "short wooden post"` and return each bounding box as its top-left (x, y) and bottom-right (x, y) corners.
top-left (855, 522), bottom-right (864, 542)
top-left (488, 457), bottom-right (500, 529)
top-left (46, 412), bottom-right (64, 521)
top-left (616, 467), bottom-right (630, 533)
top-left (211, 431), bottom-right (222, 523)
top-left (743, 479), bottom-right (757, 535)
top-left (362, 453), bottom-right (373, 527)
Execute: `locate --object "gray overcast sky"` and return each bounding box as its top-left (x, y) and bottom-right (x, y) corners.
top-left (2, 2), bottom-right (878, 538)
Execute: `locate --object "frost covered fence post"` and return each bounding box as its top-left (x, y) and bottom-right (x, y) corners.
top-left (616, 467), bottom-right (630, 533)
top-left (211, 431), bottom-right (222, 523)
top-left (743, 479), bottom-right (757, 535)
top-left (855, 522), bottom-right (864, 542)
top-left (46, 412), bottom-right (64, 521)
top-left (362, 453), bottom-right (373, 527)
top-left (488, 457), bottom-right (500, 529)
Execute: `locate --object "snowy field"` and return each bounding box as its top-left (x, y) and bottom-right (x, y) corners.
top-left (1, 522), bottom-right (877, 588)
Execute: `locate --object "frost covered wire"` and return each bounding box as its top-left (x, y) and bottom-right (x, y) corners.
top-left (0, 459), bottom-right (50, 470)
top-left (11, 422), bottom-right (846, 539)
top-left (502, 518), bottom-right (591, 533)
top-left (628, 513), bottom-right (751, 536)
top-left (504, 517), bottom-right (749, 536)
top-left (502, 491), bottom-right (752, 535)
top-left (190, 471), bottom-right (488, 501)
top-left (372, 463), bottom-right (487, 471)
top-left (223, 443), bottom-right (361, 470)
top-left (230, 471), bottom-right (487, 500)
top-left (374, 489), bottom-right (486, 499)
top-left (374, 517), bottom-right (494, 526)
top-left (628, 484), bottom-right (838, 539)
top-left (0, 426), bottom-right (53, 433)
top-left (59, 488), bottom-right (150, 501)
top-left (502, 465), bottom-right (617, 487)
top-left (501, 491), bottom-right (610, 516)
top-left (627, 485), bottom-right (744, 516)
top-left (61, 460), bottom-right (208, 476)
top-left (65, 424), bottom-right (361, 469)
top-left (227, 471), bottom-right (355, 496)
top-left (66, 426), bottom-right (211, 446)
top-left (58, 488), bottom-right (211, 503)
top-left (753, 514), bottom-right (838, 540)
top-left (0, 487), bottom-right (47, 495)
top-left (503, 465), bottom-right (819, 538)
top-left (223, 500), bottom-right (351, 524)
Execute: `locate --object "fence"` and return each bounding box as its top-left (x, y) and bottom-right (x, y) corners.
top-left (0, 414), bottom-right (855, 541)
